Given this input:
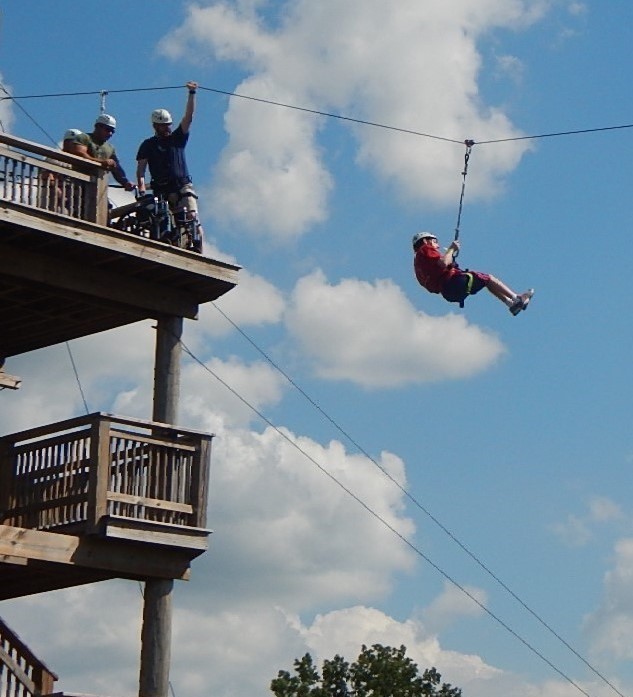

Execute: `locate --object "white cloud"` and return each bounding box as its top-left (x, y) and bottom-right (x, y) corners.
top-left (585, 538), bottom-right (633, 660)
top-left (551, 496), bottom-right (626, 547)
top-left (285, 269), bottom-right (505, 387)
top-left (589, 497), bottom-right (624, 524)
top-left (192, 266), bottom-right (285, 341)
top-left (0, 73), bottom-right (15, 133)
top-left (495, 54), bottom-right (525, 83)
top-left (420, 581), bottom-right (487, 635)
top-left (158, 0), bottom-right (542, 240)
top-left (206, 76), bottom-right (333, 240)
top-left (190, 420), bottom-right (416, 609)
top-left (551, 514), bottom-right (592, 547)
top-left (180, 356), bottom-right (286, 429)
top-left (567, 2), bottom-right (588, 18)
top-left (0, 321), bottom-right (156, 433)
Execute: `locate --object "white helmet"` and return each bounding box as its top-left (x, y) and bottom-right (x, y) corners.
top-left (63, 128), bottom-right (82, 140)
top-left (95, 113), bottom-right (117, 129)
top-left (412, 231), bottom-right (437, 249)
top-left (151, 108), bottom-right (173, 124)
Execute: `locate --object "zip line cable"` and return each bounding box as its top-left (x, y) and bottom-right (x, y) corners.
top-left (177, 333), bottom-right (597, 697)
top-left (475, 122), bottom-right (633, 144)
top-left (3, 82), bottom-right (633, 147)
top-left (65, 343), bottom-right (90, 415)
top-left (211, 302), bottom-right (627, 697)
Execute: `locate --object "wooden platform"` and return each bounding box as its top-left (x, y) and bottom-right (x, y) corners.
top-left (0, 413), bottom-right (213, 599)
top-left (0, 525), bottom-right (200, 599)
top-left (0, 201), bottom-right (239, 358)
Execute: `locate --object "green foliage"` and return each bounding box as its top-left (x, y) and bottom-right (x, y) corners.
top-left (270, 644), bottom-right (462, 697)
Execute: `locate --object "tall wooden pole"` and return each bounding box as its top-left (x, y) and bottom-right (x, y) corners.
top-left (152, 315), bottom-right (183, 425)
top-left (139, 577), bottom-right (174, 697)
top-left (139, 315), bottom-right (183, 697)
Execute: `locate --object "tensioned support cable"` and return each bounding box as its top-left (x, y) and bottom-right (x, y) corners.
top-left (4, 83), bottom-right (633, 146)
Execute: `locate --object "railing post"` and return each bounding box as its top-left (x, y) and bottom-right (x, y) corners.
top-left (86, 415), bottom-right (111, 531)
top-left (190, 435), bottom-right (212, 529)
top-left (0, 439), bottom-right (12, 522)
top-left (84, 169), bottom-right (109, 225)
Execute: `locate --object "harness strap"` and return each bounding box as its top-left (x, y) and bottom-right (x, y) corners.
top-left (459, 272), bottom-right (474, 309)
top-left (453, 139), bottom-right (475, 260)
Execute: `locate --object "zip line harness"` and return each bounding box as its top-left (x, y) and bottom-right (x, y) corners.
top-left (453, 139), bottom-right (475, 308)
top-left (453, 139), bottom-right (475, 256)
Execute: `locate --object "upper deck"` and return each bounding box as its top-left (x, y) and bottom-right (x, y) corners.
top-left (0, 133), bottom-right (239, 358)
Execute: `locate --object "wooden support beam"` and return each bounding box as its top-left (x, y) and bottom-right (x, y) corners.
top-left (0, 243), bottom-right (199, 319)
top-left (0, 370), bottom-right (21, 390)
top-left (0, 526), bottom-right (193, 582)
top-left (0, 203), bottom-right (239, 282)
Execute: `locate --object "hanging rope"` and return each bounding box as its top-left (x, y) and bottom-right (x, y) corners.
top-left (453, 139), bottom-right (475, 256)
top-left (99, 90), bottom-right (108, 114)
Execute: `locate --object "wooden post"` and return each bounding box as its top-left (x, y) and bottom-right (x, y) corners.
top-left (139, 315), bottom-right (183, 697)
top-left (86, 416), bottom-right (111, 532)
top-left (138, 578), bottom-right (174, 697)
top-left (152, 316), bottom-right (183, 425)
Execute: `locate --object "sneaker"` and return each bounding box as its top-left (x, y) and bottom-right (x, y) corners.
top-left (509, 289), bottom-right (534, 316)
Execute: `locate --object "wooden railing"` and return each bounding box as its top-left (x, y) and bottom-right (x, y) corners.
top-left (0, 413), bottom-right (212, 534)
top-left (0, 616), bottom-right (57, 697)
top-left (0, 133), bottom-right (108, 225)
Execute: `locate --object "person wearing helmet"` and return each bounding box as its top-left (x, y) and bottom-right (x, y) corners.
top-left (136, 81), bottom-right (203, 252)
top-left (412, 232), bottom-right (534, 315)
top-left (67, 114), bottom-right (135, 191)
top-left (39, 128), bottom-right (88, 213)
top-left (62, 128), bottom-right (83, 153)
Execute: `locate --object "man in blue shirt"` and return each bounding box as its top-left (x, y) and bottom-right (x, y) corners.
top-left (136, 81), bottom-right (203, 251)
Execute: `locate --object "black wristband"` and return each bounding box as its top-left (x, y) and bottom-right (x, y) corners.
top-left (189, 90), bottom-right (196, 95)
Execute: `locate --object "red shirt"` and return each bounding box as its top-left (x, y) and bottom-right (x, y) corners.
top-left (414, 245), bottom-right (459, 294)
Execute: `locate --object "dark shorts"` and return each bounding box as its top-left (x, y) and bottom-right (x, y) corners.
top-left (441, 271), bottom-right (490, 304)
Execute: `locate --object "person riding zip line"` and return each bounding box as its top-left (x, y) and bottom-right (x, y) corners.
top-left (412, 231), bottom-right (534, 315)
top-left (136, 81), bottom-right (203, 252)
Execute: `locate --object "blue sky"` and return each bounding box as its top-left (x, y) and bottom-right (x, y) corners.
top-left (1, 2), bottom-right (633, 697)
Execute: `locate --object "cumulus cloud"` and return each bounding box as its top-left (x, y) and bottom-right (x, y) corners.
top-left (551, 496), bottom-right (626, 547)
top-left (191, 420), bottom-right (416, 609)
top-left (585, 538), bottom-right (633, 660)
top-left (285, 269), bottom-right (505, 387)
top-left (206, 76), bottom-right (333, 240)
top-left (158, 0), bottom-right (541, 240)
top-left (192, 266), bottom-right (286, 341)
top-left (420, 581), bottom-right (487, 635)
top-left (0, 321), bottom-right (156, 433)
top-left (180, 356), bottom-right (286, 429)
top-left (0, 73), bottom-right (15, 133)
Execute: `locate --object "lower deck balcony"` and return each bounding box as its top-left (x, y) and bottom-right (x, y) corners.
top-left (0, 413), bottom-right (213, 599)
